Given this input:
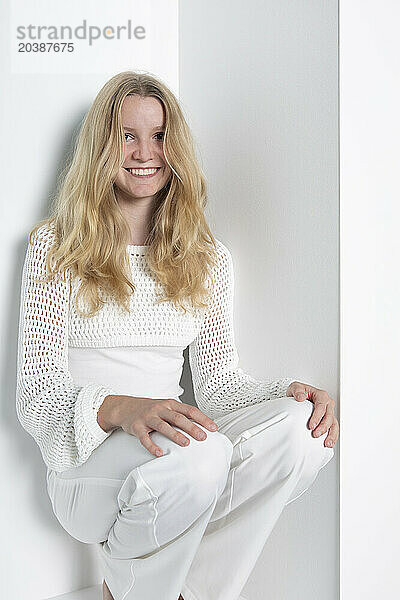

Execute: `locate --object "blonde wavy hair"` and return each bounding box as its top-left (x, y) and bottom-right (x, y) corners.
top-left (29, 70), bottom-right (219, 317)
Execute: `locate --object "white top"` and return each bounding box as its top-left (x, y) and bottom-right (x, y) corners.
top-left (68, 345), bottom-right (186, 401)
top-left (16, 223), bottom-right (295, 473)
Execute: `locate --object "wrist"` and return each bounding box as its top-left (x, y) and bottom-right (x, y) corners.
top-left (97, 394), bottom-right (122, 432)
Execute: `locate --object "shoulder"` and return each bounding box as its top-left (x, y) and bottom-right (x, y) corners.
top-left (23, 222), bottom-right (59, 280)
top-left (26, 222), bottom-right (57, 266)
top-left (215, 237), bottom-right (231, 256)
top-left (29, 221), bottom-right (56, 248)
top-left (214, 238), bottom-right (234, 271)
top-left (211, 238), bottom-right (235, 292)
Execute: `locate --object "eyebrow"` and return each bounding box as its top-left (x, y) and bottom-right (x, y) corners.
top-left (123, 125), bottom-right (165, 132)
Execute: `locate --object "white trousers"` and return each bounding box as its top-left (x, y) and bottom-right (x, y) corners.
top-left (46, 397), bottom-right (334, 600)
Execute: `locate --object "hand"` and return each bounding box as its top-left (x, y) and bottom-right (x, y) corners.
top-left (286, 381), bottom-right (339, 448)
top-left (98, 395), bottom-right (219, 458)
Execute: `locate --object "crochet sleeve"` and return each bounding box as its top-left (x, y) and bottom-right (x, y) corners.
top-left (188, 240), bottom-right (296, 419)
top-left (15, 225), bottom-right (118, 473)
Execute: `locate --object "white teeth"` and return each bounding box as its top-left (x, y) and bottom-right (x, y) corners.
top-left (127, 168), bottom-right (159, 175)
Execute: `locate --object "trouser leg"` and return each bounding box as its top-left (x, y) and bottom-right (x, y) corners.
top-left (181, 397), bottom-right (335, 600)
top-left (46, 426), bottom-right (233, 600)
top-left (97, 492), bottom-right (220, 600)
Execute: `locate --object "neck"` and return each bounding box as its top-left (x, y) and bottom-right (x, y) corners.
top-left (115, 190), bottom-right (156, 245)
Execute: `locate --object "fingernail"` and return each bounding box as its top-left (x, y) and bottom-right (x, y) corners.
top-left (156, 449), bottom-right (163, 457)
top-left (210, 424), bottom-right (217, 430)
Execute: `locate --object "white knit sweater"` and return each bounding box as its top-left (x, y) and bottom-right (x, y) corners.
top-left (16, 223), bottom-right (295, 473)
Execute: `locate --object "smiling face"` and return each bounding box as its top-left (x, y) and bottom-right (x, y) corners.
top-left (113, 94), bottom-right (172, 203)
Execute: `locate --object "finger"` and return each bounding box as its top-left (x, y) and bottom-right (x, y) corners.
top-left (160, 409), bottom-right (208, 442)
top-left (308, 401), bottom-right (328, 430)
top-left (324, 418), bottom-right (339, 448)
top-left (136, 429), bottom-right (165, 458)
top-left (312, 409), bottom-right (334, 437)
top-left (172, 402), bottom-right (218, 432)
top-left (148, 417), bottom-right (192, 447)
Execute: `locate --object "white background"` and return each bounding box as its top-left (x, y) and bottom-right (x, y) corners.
top-left (9, 0), bottom-right (176, 75)
top-left (7, 0), bottom-right (400, 599)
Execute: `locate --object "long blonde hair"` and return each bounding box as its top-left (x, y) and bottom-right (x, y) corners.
top-left (29, 71), bottom-right (219, 317)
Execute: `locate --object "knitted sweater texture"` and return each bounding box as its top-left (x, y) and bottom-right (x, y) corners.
top-left (16, 223), bottom-right (295, 473)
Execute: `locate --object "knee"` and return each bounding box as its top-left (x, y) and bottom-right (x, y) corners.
top-left (278, 398), bottom-right (335, 476)
top-left (175, 428), bottom-right (233, 508)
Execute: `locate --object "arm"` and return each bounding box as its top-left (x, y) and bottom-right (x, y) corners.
top-left (15, 224), bottom-right (118, 473)
top-left (188, 240), bottom-right (297, 419)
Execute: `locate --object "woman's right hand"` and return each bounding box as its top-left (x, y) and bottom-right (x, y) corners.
top-left (97, 395), bottom-right (219, 458)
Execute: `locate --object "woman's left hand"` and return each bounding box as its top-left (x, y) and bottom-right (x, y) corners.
top-left (286, 381), bottom-right (339, 448)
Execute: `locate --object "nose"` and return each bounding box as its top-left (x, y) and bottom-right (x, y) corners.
top-left (132, 139), bottom-right (154, 162)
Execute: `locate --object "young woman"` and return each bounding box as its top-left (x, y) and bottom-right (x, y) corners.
top-left (16, 71), bottom-right (339, 600)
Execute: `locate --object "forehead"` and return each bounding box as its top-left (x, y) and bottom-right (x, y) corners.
top-left (120, 95), bottom-right (165, 127)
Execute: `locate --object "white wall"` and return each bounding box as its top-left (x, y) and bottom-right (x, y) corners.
top-left (1, 1), bottom-right (339, 599)
top-left (340, 2), bottom-right (400, 598)
top-left (179, 2), bottom-right (338, 599)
